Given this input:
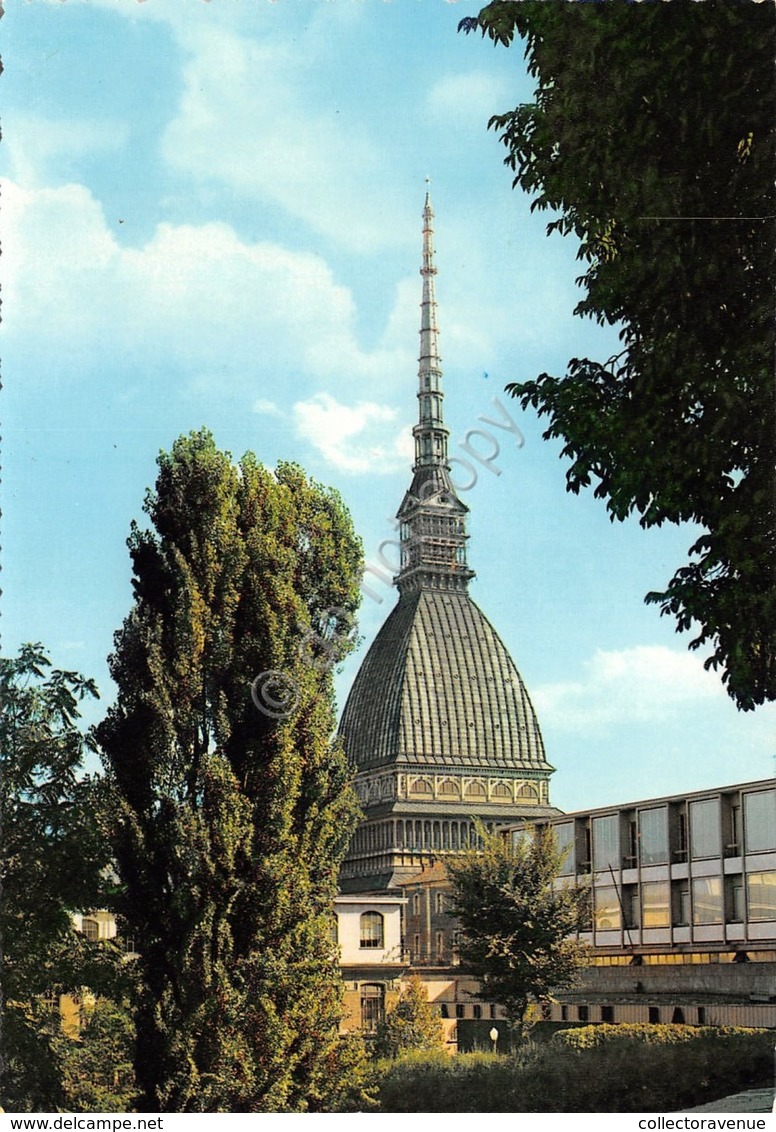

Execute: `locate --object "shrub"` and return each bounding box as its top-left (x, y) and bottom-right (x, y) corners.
top-left (370, 1026), bottom-right (774, 1112)
top-left (554, 1022), bottom-right (733, 1048)
top-left (373, 977), bottom-right (444, 1059)
top-left (373, 1051), bottom-right (513, 1113)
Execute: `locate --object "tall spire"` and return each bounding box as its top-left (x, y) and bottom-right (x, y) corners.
top-left (413, 190), bottom-right (449, 470)
top-left (395, 191), bottom-right (475, 596)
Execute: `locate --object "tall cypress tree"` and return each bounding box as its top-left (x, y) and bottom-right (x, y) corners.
top-left (96, 431), bottom-right (364, 1112)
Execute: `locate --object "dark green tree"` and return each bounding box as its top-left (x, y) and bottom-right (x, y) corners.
top-left (54, 998), bottom-right (137, 1113)
top-left (95, 430), bottom-right (365, 1112)
top-left (446, 825), bottom-right (589, 1039)
top-left (461, 0), bottom-right (776, 710)
top-left (0, 645), bottom-right (124, 1111)
top-left (373, 976), bottom-right (444, 1060)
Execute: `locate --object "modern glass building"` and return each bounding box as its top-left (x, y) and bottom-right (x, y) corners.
top-left (509, 779), bottom-right (776, 1027)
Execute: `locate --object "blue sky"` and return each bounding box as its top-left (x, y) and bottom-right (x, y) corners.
top-left (3, 0), bottom-right (773, 811)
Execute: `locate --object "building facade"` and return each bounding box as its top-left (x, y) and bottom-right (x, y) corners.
top-left (338, 193), bottom-right (556, 893)
top-left (334, 889), bottom-right (505, 1050)
top-left (354, 780), bottom-right (776, 1033)
top-left (508, 778), bottom-right (776, 1027)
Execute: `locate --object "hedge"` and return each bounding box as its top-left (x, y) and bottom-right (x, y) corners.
top-left (371, 1025), bottom-right (774, 1112)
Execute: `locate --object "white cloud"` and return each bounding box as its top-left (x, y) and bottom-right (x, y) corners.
top-left (293, 393), bottom-right (412, 474)
top-left (159, 23), bottom-right (413, 254)
top-left (3, 113), bottom-right (129, 188)
top-left (1, 178), bottom-right (414, 393)
top-left (533, 645), bottom-right (726, 733)
top-left (83, 1), bottom-right (414, 253)
top-left (428, 71), bottom-right (514, 125)
top-left (253, 399), bottom-right (283, 417)
top-left (2, 181), bottom-right (118, 344)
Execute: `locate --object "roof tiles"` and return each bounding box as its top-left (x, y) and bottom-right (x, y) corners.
top-left (340, 589), bottom-right (550, 773)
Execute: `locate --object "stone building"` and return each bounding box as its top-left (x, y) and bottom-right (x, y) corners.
top-left (365, 779), bottom-right (776, 1034)
top-left (334, 888), bottom-right (504, 1050)
top-left (336, 194), bottom-right (776, 1039)
top-left (339, 192), bottom-right (557, 893)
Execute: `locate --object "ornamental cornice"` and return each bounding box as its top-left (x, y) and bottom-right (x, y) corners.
top-left (354, 768), bottom-right (549, 807)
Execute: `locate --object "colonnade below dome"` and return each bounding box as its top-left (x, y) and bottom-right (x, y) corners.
top-left (339, 816), bottom-right (483, 891)
top-left (339, 781), bottom-right (561, 891)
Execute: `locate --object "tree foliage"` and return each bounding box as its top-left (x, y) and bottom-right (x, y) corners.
top-left (461, 0), bottom-right (776, 709)
top-left (446, 825), bottom-right (588, 1037)
top-left (373, 976), bottom-right (444, 1060)
top-left (54, 998), bottom-right (137, 1113)
top-left (0, 645), bottom-right (125, 1111)
top-left (95, 430), bottom-right (365, 1112)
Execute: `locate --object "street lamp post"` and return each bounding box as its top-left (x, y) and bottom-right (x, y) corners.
top-left (489, 1026), bottom-right (499, 1054)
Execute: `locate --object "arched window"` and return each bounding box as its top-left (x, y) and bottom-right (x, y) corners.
top-left (360, 911), bottom-right (384, 949)
top-left (82, 918), bottom-right (100, 942)
top-left (410, 778), bottom-right (433, 797)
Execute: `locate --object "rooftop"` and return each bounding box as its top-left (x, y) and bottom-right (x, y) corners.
top-left (340, 588), bottom-right (551, 775)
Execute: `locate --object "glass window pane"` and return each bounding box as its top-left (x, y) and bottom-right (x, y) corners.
top-left (82, 919), bottom-right (100, 942)
top-left (360, 984), bottom-right (385, 1033)
top-left (744, 791), bottom-right (776, 854)
top-left (692, 876), bottom-right (722, 924)
top-left (747, 872), bottom-right (776, 921)
top-left (360, 911), bottom-right (384, 948)
top-left (594, 886), bottom-right (621, 930)
top-left (554, 823), bottom-right (574, 875)
top-left (674, 886), bottom-right (690, 926)
top-left (638, 807), bottom-right (668, 865)
top-left (728, 881), bottom-right (745, 923)
top-left (690, 799), bottom-right (720, 859)
top-left (511, 826), bottom-right (532, 851)
top-left (593, 815), bottom-right (620, 872)
top-left (642, 881), bottom-right (671, 927)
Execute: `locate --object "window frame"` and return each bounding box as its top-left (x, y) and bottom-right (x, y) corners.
top-left (359, 910), bottom-right (385, 950)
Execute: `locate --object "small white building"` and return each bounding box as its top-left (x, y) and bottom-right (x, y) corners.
top-left (72, 909), bottom-right (118, 942)
top-left (334, 894), bottom-right (406, 965)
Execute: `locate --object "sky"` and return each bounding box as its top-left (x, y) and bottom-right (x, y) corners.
top-left (2, 0), bottom-right (774, 812)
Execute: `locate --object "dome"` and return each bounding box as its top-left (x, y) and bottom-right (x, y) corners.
top-left (340, 588), bottom-right (551, 774)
